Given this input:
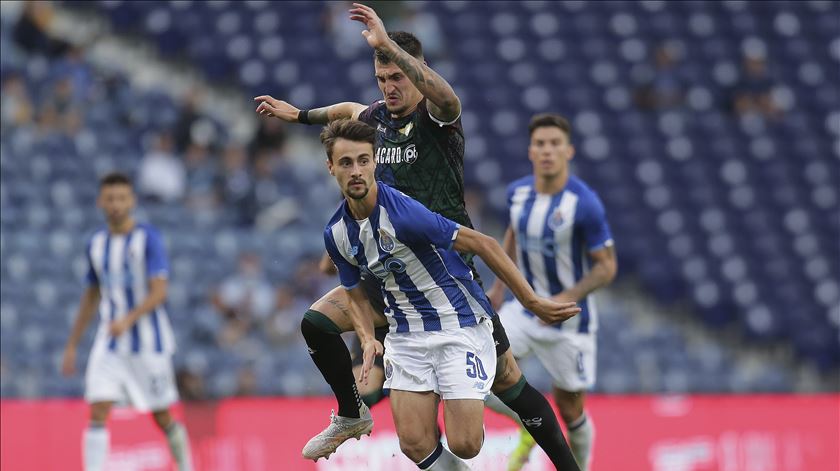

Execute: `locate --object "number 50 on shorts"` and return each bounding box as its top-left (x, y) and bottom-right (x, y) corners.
top-left (465, 352), bottom-right (488, 380)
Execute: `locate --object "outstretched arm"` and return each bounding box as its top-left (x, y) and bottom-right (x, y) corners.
top-left (486, 225), bottom-right (517, 309)
top-left (349, 3), bottom-right (461, 122)
top-left (255, 96), bottom-right (368, 125)
top-left (453, 226), bottom-right (579, 324)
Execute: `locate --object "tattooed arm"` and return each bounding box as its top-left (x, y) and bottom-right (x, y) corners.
top-left (350, 3), bottom-right (461, 122)
top-left (254, 96), bottom-right (368, 124)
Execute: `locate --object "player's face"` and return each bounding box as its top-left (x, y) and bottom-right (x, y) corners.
top-left (328, 138), bottom-right (376, 201)
top-left (374, 60), bottom-right (422, 117)
top-left (528, 126), bottom-right (574, 179)
top-left (97, 183), bottom-right (135, 225)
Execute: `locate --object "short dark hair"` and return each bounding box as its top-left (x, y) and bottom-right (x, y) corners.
top-left (374, 31), bottom-right (423, 64)
top-left (528, 113), bottom-right (573, 141)
top-left (320, 119), bottom-right (376, 161)
top-left (99, 172), bottom-right (133, 189)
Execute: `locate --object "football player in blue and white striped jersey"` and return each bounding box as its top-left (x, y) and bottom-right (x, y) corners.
top-left (318, 120), bottom-right (580, 470)
top-left (61, 173), bottom-right (192, 471)
top-left (486, 114), bottom-right (618, 471)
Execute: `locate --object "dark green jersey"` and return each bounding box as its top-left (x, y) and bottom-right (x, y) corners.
top-left (358, 99), bottom-right (474, 229)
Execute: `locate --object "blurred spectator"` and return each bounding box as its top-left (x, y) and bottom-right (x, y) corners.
top-left (322, 1), bottom-right (401, 59)
top-left (251, 150), bottom-right (282, 216)
top-left (265, 285), bottom-right (309, 346)
top-left (731, 54), bottom-right (782, 120)
top-left (292, 256), bottom-right (336, 300)
top-left (173, 88), bottom-right (204, 154)
top-left (634, 42), bottom-right (685, 110)
top-left (234, 365), bottom-right (258, 396)
top-left (176, 368), bottom-right (207, 401)
top-left (250, 115), bottom-right (288, 155)
top-left (51, 46), bottom-right (94, 104)
top-left (220, 142), bottom-right (255, 225)
top-left (212, 252), bottom-right (276, 324)
top-left (391, 4), bottom-right (446, 60)
top-left (137, 131), bottom-right (186, 203)
top-left (0, 72), bottom-right (34, 130)
top-left (12, 1), bottom-right (67, 57)
top-left (184, 142), bottom-right (221, 210)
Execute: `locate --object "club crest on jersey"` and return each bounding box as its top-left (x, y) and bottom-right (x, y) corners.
top-left (378, 228), bottom-right (396, 252)
top-left (547, 207), bottom-right (565, 230)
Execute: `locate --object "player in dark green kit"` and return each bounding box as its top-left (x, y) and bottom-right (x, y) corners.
top-left (256, 4), bottom-right (579, 469)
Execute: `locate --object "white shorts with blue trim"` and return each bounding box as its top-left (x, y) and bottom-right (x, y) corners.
top-left (383, 318), bottom-right (496, 400)
top-left (499, 299), bottom-right (596, 391)
top-left (85, 348), bottom-right (178, 411)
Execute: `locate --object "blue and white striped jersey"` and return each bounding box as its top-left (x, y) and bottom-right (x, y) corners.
top-left (507, 175), bottom-right (614, 334)
top-left (325, 183), bottom-right (494, 334)
top-left (86, 223), bottom-right (176, 355)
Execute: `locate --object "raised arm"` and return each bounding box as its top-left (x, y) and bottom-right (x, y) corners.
top-left (453, 226), bottom-right (579, 324)
top-left (255, 96), bottom-right (368, 125)
top-left (349, 3), bottom-right (461, 122)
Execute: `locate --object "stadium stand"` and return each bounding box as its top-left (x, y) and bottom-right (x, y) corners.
top-left (1, 1), bottom-right (837, 399)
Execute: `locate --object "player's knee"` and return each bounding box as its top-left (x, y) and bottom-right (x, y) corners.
top-left (89, 402), bottom-right (111, 423)
top-left (448, 436), bottom-right (482, 459)
top-left (490, 359), bottom-right (520, 391)
top-left (152, 410), bottom-right (172, 429)
top-left (398, 434), bottom-right (435, 462)
top-left (301, 310), bottom-right (342, 340)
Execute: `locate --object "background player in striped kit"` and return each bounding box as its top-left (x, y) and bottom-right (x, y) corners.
top-left (256, 4), bottom-right (580, 468)
top-left (486, 114), bottom-right (618, 471)
top-left (61, 173), bottom-right (193, 471)
top-left (320, 119), bottom-right (581, 470)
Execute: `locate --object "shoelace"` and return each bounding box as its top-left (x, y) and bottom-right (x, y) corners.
top-left (329, 409), bottom-right (337, 424)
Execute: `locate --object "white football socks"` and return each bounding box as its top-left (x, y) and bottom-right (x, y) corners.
top-left (567, 412), bottom-right (595, 471)
top-left (165, 422), bottom-right (194, 471)
top-left (83, 424), bottom-right (109, 471)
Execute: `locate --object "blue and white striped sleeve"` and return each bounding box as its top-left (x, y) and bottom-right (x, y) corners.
top-left (579, 191), bottom-right (614, 252)
top-left (85, 239), bottom-right (98, 285)
top-left (389, 192), bottom-right (459, 250)
top-left (144, 226), bottom-right (170, 279)
top-left (324, 227), bottom-right (361, 290)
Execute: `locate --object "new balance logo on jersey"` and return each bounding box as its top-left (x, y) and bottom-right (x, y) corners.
top-left (522, 417), bottom-right (543, 428)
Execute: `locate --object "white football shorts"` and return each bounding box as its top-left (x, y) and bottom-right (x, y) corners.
top-left (85, 348), bottom-right (179, 412)
top-left (498, 299), bottom-right (596, 391)
top-left (383, 318), bottom-right (496, 400)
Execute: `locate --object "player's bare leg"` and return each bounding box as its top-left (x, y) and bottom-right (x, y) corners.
top-left (554, 389), bottom-right (592, 471)
top-left (301, 286), bottom-right (383, 460)
top-left (353, 363), bottom-right (386, 406)
top-left (442, 399), bottom-right (486, 459)
top-left (84, 401), bottom-right (113, 471)
top-left (391, 390), bottom-right (471, 470)
top-left (489, 349), bottom-right (579, 470)
top-left (152, 409), bottom-right (194, 471)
